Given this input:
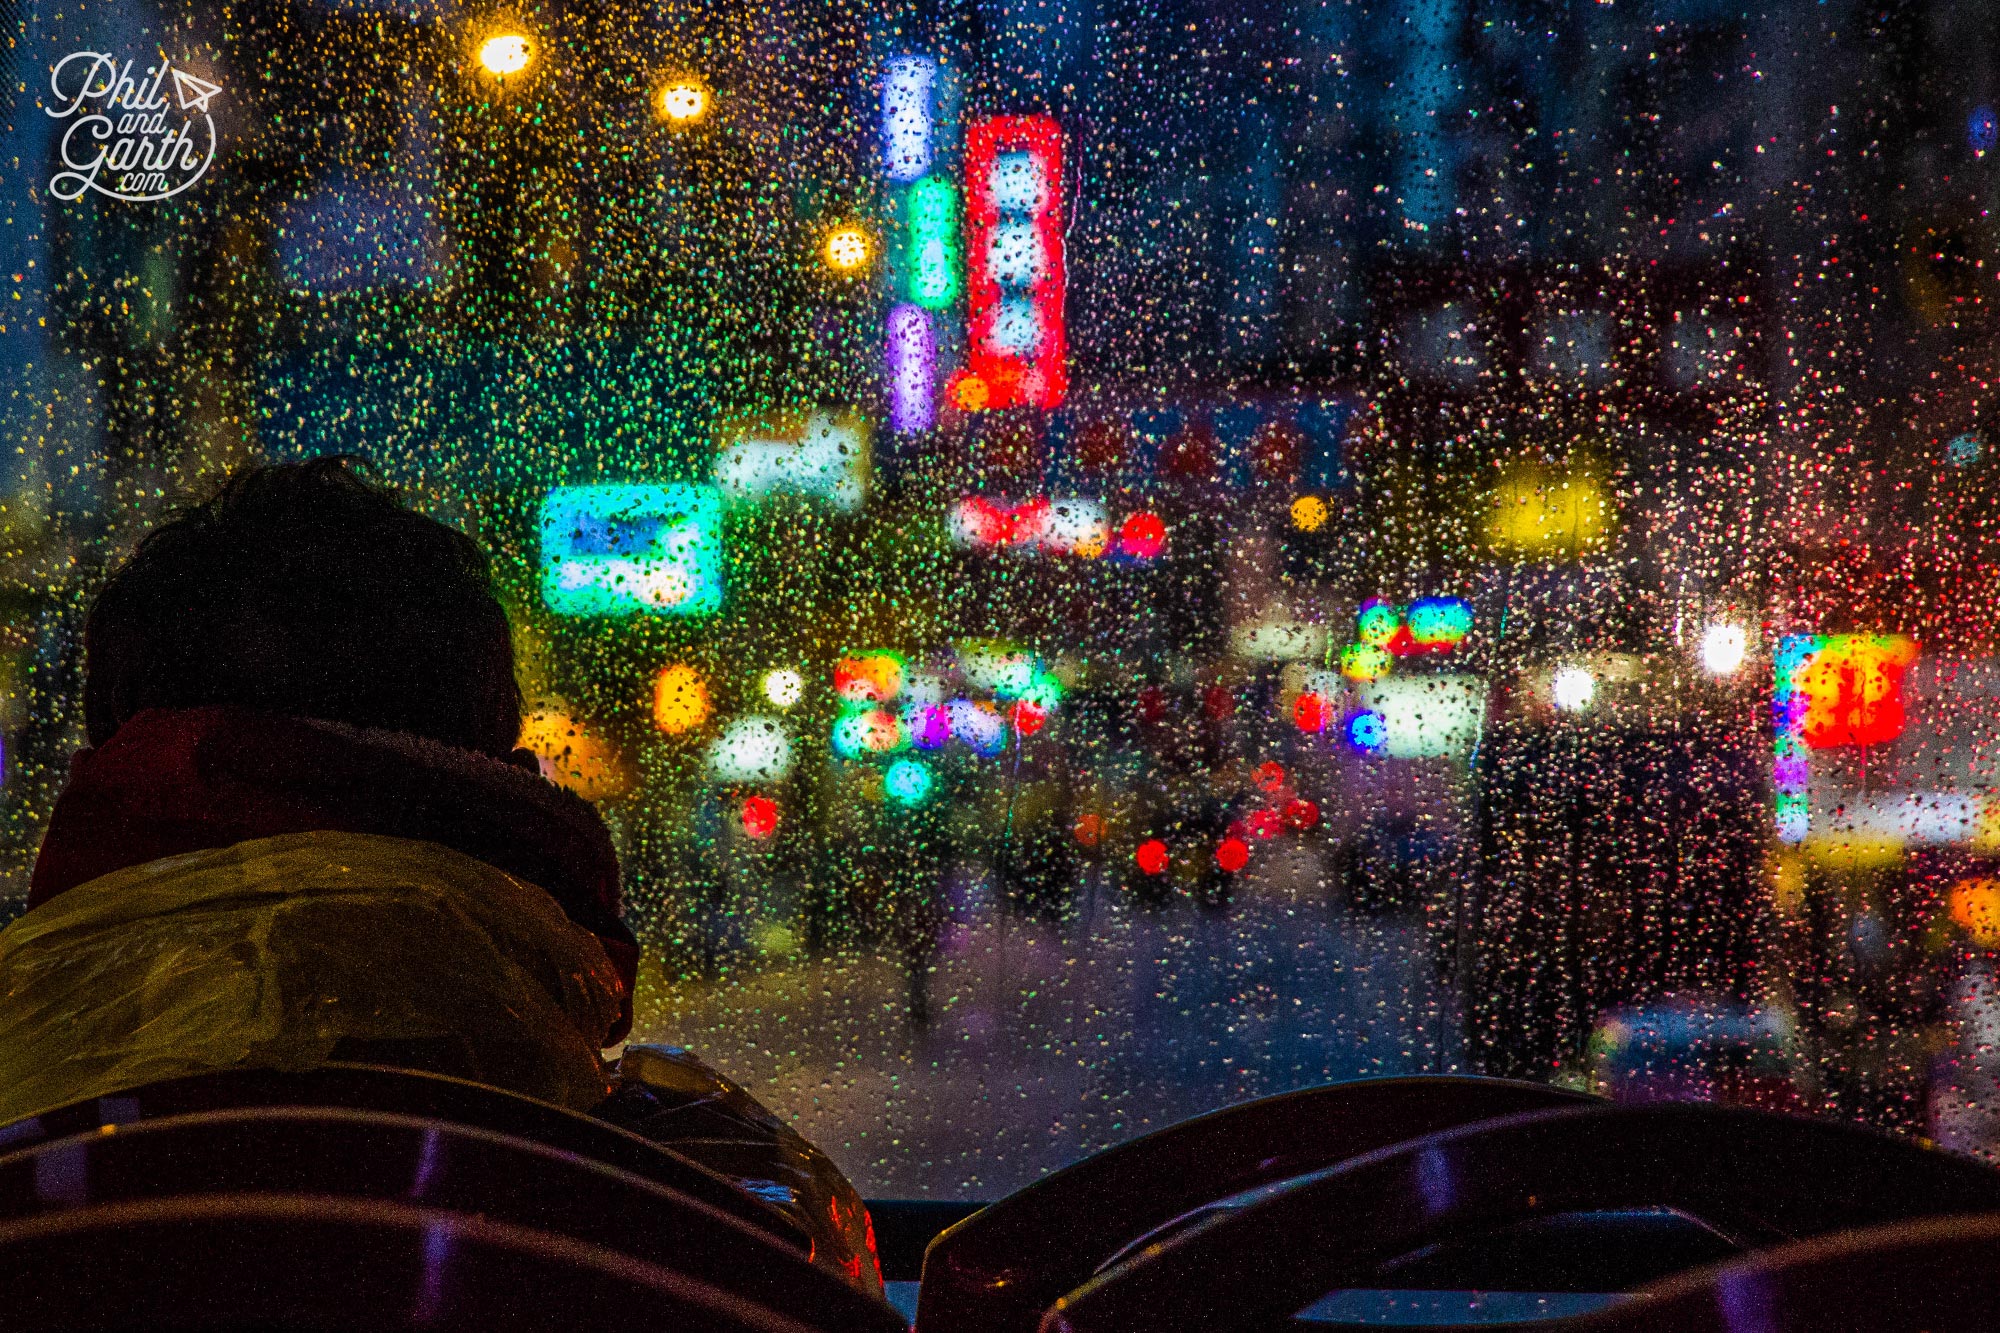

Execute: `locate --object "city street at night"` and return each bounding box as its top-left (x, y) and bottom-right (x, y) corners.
top-left (643, 850), bottom-right (1458, 1196)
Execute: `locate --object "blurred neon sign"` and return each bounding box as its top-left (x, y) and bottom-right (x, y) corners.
top-left (1406, 597), bottom-right (1473, 649)
top-left (880, 55), bottom-right (958, 436)
top-left (1796, 635), bottom-right (1918, 749)
top-left (540, 485), bottom-right (722, 616)
top-left (715, 412), bottom-right (869, 512)
top-left (958, 114), bottom-right (1066, 411)
top-left (881, 56), bottom-right (935, 182)
top-left (1354, 675), bottom-right (1487, 759)
top-left (950, 496), bottom-right (1161, 560)
top-left (653, 664), bottom-right (712, 734)
top-left (1484, 464), bottom-right (1610, 556)
top-left (1231, 619), bottom-right (1327, 663)
top-left (1772, 634), bottom-right (1919, 844)
top-left (888, 305), bottom-right (938, 435)
top-left (905, 176), bottom-right (961, 310)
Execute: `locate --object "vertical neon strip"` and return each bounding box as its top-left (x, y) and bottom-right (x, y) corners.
top-left (906, 176), bottom-right (961, 309)
top-left (887, 303), bottom-right (937, 434)
top-left (963, 114), bottom-right (1067, 410)
top-left (882, 57), bottom-right (936, 183)
top-left (1772, 634), bottom-right (1822, 845)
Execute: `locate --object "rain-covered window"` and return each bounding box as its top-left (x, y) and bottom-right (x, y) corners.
top-left (9, 0), bottom-right (2000, 1196)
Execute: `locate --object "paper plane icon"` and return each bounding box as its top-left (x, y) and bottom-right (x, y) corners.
top-left (171, 67), bottom-right (222, 114)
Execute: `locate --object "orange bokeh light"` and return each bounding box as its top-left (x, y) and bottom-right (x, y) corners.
top-left (1951, 877), bottom-right (2000, 949)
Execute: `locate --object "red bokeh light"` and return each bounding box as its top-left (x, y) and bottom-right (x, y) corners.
top-left (1204, 685), bottom-right (1235, 720)
top-left (1293, 691), bottom-right (1329, 734)
top-left (1135, 839), bottom-right (1170, 875)
top-left (1073, 813), bottom-right (1105, 846)
top-left (1246, 809), bottom-right (1282, 840)
top-left (1137, 685), bottom-right (1168, 724)
top-left (1254, 761), bottom-right (1287, 793)
top-left (1215, 837), bottom-right (1250, 873)
top-left (1010, 700), bottom-right (1049, 736)
top-left (1118, 512), bottom-right (1167, 559)
top-left (741, 795), bottom-right (779, 841)
top-left (957, 496), bottom-right (1006, 545)
top-left (1282, 798), bottom-right (1320, 831)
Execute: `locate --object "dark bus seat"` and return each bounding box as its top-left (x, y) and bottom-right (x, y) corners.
top-left (919, 1074), bottom-right (1593, 1333)
top-left (0, 1061), bottom-right (808, 1250)
top-left (0, 1192), bottom-right (820, 1330)
top-left (0, 1105), bottom-right (903, 1333)
top-left (1046, 1103), bottom-right (2000, 1333)
top-left (1575, 1212), bottom-right (2000, 1332)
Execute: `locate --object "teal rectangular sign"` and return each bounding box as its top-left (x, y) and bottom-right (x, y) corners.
top-left (539, 484), bottom-right (723, 616)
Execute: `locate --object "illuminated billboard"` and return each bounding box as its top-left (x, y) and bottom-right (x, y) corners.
top-left (539, 484), bottom-right (723, 617)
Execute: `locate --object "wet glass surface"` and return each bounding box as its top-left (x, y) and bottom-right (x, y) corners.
top-left (9, 0), bottom-right (2000, 1201)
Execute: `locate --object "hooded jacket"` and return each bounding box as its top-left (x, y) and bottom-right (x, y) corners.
top-left (3, 706), bottom-right (887, 1296)
top-left (1, 707), bottom-right (637, 1120)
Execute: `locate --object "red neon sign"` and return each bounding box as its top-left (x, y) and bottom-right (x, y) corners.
top-left (956, 114), bottom-right (1067, 411)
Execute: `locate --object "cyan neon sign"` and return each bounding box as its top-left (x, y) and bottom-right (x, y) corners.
top-left (539, 484), bottom-right (723, 616)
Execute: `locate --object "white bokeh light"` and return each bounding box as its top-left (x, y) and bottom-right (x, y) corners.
top-left (707, 716), bottom-right (793, 782)
top-left (762, 668), bottom-right (804, 709)
top-left (1699, 622), bottom-right (1748, 677)
top-left (1551, 666), bottom-right (1595, 712)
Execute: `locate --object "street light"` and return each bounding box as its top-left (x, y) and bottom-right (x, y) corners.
top-left (1551, 666), bottom-right (1595, 712)
top-left (822, 225), bottom-right (873, 273)
top-left (1698, 622), bottom-right (1748, 677)
top-left (655, 76), bottom-right (710, 126)
top-left (476, 31), bottom-right (535, 76)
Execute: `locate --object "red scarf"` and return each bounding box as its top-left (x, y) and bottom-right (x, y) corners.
top-left (31, 707), bottom-right (638, 1043)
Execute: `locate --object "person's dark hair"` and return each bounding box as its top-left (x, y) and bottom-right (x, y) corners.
top-left (83, 457), bottom-right (522, 756)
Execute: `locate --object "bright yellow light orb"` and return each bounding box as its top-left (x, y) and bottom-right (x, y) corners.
top-left (477, 32), bottom-right (534, 76)
top-left (1291, 495), bottom-right (1329, 532)
top-left (657, 78), bottom-right (709, 124)
top-left (653, 664), bottom-right (712, 735)
top-left (823, 226), bottom-right (872, 272)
